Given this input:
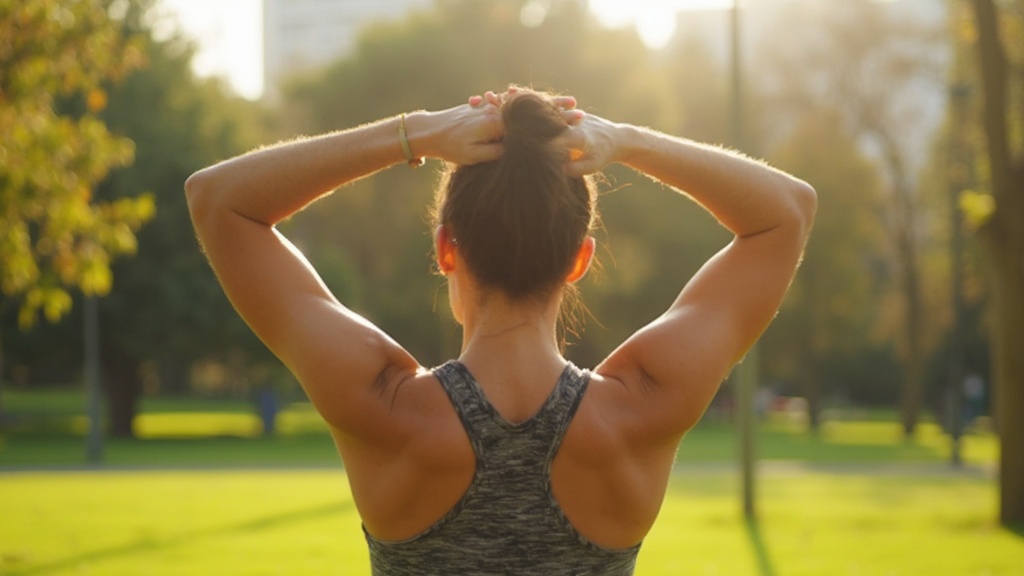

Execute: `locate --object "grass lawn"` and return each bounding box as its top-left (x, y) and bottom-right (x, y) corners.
top-left (1, 468), bottom-right (1020, 576)
top-left (0, 390), bottom-right (1000, 468)
top-left (0, 389), bottom-right (1017, 574)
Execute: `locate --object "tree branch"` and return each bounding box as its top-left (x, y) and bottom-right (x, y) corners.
top-left (969, 0), bottom-right (1012, 204)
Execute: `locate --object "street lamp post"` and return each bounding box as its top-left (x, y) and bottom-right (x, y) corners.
top-left (84, 295), bottom-right (104, 463)
top-left (730, 0), bottom-right (757, 521)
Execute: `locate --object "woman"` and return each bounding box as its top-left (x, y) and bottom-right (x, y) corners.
top-left (186, 88), bottom-right (815, 575)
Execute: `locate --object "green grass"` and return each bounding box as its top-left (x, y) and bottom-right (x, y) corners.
top-left (0, 390), bottom-right (1000, 468)
top-left (676, 418), bottom-right (997, 466)
top-left (0, 400), bottom-right (339, 467)
top-left (0, 468), bottom-right (1019, 576)
top-left (1, 417), bottom-right (994, 468)
top-left (645, 470), bottom-right (1022, 576)
top-left (0, 388), bottom-right (1015, 574)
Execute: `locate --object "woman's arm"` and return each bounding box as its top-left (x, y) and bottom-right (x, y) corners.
top-left (184, 100), bottom-right (503, 437)
top-left (186, 104), bottom-right (504, 227)
top-left (567, 116), bottom-right (817, 443)
top-left (566, 118), bottom-right (815, 240)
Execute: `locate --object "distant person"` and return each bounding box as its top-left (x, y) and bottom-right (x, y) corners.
top-left (963, 372), bottom-right (985, 429)
top-left (186, 87), bottom-right (815, 575)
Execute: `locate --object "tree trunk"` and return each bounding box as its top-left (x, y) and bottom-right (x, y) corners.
top-left (883, 148), bottom-right (925, 440)
top-left (800, 266), bottom-right (823, 434)
top-left (0, 331), bottom-right (6, 422)
top-left (104, 351), bottom-right (140, 439)
top-left (896, 202), bottom-right (925, 439)
top-left (970, 0), bottom-right (1024, 525)
top-left (803, 357), bottom-right (823, 434)
top-left (987, 233), bottom-right (1024, 524)
top-left (160, 358), bottom-right (189, 395)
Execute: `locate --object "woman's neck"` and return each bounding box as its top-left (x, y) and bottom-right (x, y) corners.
top-left (458, 290), bottom-right (564, 370)
top-left (455, 290), bottom-right (571, 418)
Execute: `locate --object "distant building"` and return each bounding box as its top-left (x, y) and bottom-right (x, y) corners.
top-left (262, 0), bottom-right (428, 101)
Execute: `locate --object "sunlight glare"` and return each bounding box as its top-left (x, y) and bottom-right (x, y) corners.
top-left (156, 0), bottom-right (264, 100)
top-left (636, 7), bottom-right (678, 49)
top-left (520, 0), bottom-right (549, 28)
top-left (590, 0), bottom-right (735, 49)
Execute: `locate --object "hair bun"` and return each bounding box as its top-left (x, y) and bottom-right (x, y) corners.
top-left (502, 91), bottom-right (567, 152)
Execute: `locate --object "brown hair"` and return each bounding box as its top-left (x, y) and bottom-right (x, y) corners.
top-left (433, 88), bottom-right (597, 305)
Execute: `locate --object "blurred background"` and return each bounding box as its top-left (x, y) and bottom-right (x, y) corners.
top-left (2, 0), bottom-right (1023, 556)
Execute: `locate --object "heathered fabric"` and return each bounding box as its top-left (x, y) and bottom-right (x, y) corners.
top-left (363, 360), bottom-right (641, 576)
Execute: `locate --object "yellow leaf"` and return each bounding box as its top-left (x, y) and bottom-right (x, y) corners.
top-left (80, 260), bottom-right (113, 297)
top-left (958, 189), bottom-right (996, 229)
top-left (42, 287), bottom-right (73, 323)
top-left (86, 88), bottom-right (108, 113)
top-left (134, 192), bottom-right (157, 223)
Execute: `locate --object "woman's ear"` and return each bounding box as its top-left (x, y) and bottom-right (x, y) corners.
top-left (566, 236), bottom-right (596, 284)
top-left (435, 225), bottom-right (458, 274)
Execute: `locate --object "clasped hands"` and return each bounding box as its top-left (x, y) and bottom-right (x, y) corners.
top-left (424, 88), bottom-right (618, 177)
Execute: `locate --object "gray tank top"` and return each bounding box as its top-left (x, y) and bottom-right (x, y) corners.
top-left (364, 360), bottom-right (641, 575)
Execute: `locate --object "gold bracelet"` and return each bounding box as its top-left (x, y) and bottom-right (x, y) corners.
top-left (398, 113), bottom-right (425, 167)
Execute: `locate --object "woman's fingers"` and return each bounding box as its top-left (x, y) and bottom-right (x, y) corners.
top-left (484, 91), bottom-right (503, 107)
top-left (462, 91), bottom-right (591, 170)
top-left (551, 95), bottom-right (577, 110)
top-left (553, 127), bottom-right (591, 177)
top-left (554, 126), bottom-right (586, 152)
top-left (471, 92), bottom-right (579, 119)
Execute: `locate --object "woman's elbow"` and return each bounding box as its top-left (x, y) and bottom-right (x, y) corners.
top-left (184, 168), bottom-right (218, 227)
top-left (790, 179), bottom-right (817, 238)
top-left (184, 168), bottom-right (208, 207)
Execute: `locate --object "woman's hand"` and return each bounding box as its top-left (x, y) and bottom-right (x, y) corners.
top-left (499, 88), bottom-right (603, 175)
top-left (415, 89), bottom-right (616, 173)
top-left (558, 112), bottom-right (624, 178)
top-left (413, 93), bottom-right (505, 166)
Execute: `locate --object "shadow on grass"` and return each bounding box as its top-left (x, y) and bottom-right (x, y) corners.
top-left (1008, 521), bottom-right (1024, 541)
top-left (6, 500), bottom-right (353, 576)
top-left (744, 517), bottom-right (775, 576)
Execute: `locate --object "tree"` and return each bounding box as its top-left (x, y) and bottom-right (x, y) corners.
top-left (0, 0), bottom-right (154, 411)
top-left (762, 108), bottom-right (889, 430)
top-left (756, 0), bottom-right (948, 437)
top-left (966, 0), bottom-right (1024, 525)
top-left (1, 1), bottom-right (278, 437)
top-left (91, 2), bottom-right (274, 437)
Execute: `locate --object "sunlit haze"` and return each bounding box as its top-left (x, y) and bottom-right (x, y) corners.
top-left (155, 0), bottom-right (263, 100)
top-left (157, 0), bottom-right (732, 100)
top-left (589, 0), bottom-right (732, 48)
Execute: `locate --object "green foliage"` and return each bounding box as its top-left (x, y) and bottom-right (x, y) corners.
top-left (762, 107), bottom-right (889, 400)
top-left (0, 0), bottom-right (155, 328)
top-left (751, 2), bottom-right (957, 431)
top-left (282, 0), bottom-right (723, 367)
top-left (2, 0), bottom-right (987, 432)
top-left (0, 1), bottom-right (279, 438)
top-left (95, 5), bottom-right (272, 372)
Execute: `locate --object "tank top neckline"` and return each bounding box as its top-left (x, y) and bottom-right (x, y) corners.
top-left (442, 360), bottom-right (581, 430)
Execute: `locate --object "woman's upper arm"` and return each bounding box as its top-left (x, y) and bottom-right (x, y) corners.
top-left (187, 185), bottom-right (417, 439)
top-left (598, 221), bottom-right (810, 444)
